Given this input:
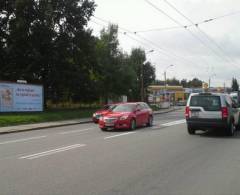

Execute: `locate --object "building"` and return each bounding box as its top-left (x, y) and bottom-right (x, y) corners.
top-left (147, 85), bottom-right (186, 107)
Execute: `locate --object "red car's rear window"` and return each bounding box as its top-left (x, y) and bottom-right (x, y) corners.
top-left (112, 104), bottom-right (135, 112)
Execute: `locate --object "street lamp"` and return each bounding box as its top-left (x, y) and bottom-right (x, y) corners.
top-left (141, 49), bottom-right (154, 101)
top-left (163, 65), bottom-right (174, 106)
top-left (164, 65), bottom-right (174, 89)
top-left (208, 73), bottom-right (216, 89)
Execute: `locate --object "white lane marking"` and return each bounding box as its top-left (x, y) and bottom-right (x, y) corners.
top-left (161, 119), bottom-right (186, 127)
top-left (104, 132), bottom-right (136, 140)
top-left (0, 136), bottom-right (47, 145)
top-left (151, 126), bottom-right (161, 129)
top-left (59, 128), bottom-right (94, 135)
top-left (19, 144), bottom-right (86, 160)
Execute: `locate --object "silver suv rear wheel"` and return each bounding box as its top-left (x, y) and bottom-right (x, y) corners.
top-left (187, 126), bottom-right (195, 135)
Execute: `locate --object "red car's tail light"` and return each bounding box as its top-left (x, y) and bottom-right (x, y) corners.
top-left (185, 106), bottom-right (190, 119)
top-left (221, 107), bottom-right (228, 119)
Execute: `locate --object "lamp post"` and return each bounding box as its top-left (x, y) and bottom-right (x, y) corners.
top-left (164, 65), bottom-right (174, 90)
top-left (163, 65), bottom-right (174, 106)
top-left (141, 49), bottom-right (154, 101)
top-left (208, 73), bottom-right (216, 89)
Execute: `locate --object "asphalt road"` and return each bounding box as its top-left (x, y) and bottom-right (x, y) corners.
top-left (1, 108), bottom-right (240, 195)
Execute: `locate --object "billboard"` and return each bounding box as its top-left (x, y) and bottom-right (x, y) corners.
top-left (0, 82), bottom-right (43, 112)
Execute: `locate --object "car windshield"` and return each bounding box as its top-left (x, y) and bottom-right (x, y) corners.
top-left (190, 95), bottom-right (221, 111)
top-left (102, 104), bottom-right (116, 110)
top-left (112, 104), bottom-right (135, 112)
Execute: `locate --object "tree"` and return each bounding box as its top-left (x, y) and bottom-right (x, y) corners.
top-left (96, 24), bottom-right (121, 102)
top-left (181, 79), bottom-right (188, 88)
top-left (153, 77), bottom-right (203, 88)
top-left (166, 77), bottom-right (180, 86)
top-left (0, 0), bottom-right (97, 105)
top-left (188, 78), bottom-right (203, 88)
top-left (143, 62), bottom-right (155, 88)
top-left (232, 78), bottom-right (239, 91)
top-left (128, 48), bottom-right (155, 101)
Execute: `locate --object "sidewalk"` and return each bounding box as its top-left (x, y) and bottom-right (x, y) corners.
top-left (0, 107), bottom-right (182, 134)
top-left (154, 106), bottom-right (182, 115)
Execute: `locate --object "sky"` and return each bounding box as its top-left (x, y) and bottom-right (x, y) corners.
top-left (88, 0), bottom-right (240, 87)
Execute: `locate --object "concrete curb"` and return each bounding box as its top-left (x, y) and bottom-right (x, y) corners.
top-left (0, 120), bottom-right (93, 135)
top-left (153, 107), bottom-right (182, 115)
top-left (0, 107), bottom-right (182, 135)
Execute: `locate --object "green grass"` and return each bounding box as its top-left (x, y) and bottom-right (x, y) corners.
top-left (149, 104), bottom-right (161, 111)
top-left (0, 108), bottom-right (96, 127)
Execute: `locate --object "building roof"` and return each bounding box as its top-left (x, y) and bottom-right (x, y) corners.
top-left (148, 85), bottom-right (184, 91)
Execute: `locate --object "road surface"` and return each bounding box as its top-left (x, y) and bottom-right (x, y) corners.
top-left (1, 108), bottom-right (240, 195)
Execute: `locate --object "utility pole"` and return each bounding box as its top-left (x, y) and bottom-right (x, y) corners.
top-left (163, 65), bottom-right (174, 107)
top-left (141, 64), bottom-right (144, 101)
top-left (208, 74), bottom-right (216, 90)
top-left (164, 71), bottom-right (167, 90)
top-left (141, 50), bottom-right (154, 102)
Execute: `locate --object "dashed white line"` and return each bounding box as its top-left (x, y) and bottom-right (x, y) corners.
top-left (19, 144), bottom-right (86, 160)
top-left (59, 128), bottom-right (94, 135)
top-left (151, 119), bottom-right (186, 129)
top-left (104, 132), bottom-right (136, 140)
top-left (0, 136), bottom-right (47, 145)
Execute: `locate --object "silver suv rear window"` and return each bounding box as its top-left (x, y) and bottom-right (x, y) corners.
top-left (190, 96), bottom-right (221, 111)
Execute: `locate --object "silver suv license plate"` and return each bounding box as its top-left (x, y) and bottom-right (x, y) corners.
top-left (191, 112), bottom-right (199, 118)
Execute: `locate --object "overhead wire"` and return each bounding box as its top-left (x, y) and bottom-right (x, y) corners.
top-left (91, 19), bottom-right (187, 64)
top-left (93, 16), bottom-right (209, 68)
top-left (134, 9), bottom-right (240, 33)
top-left (91, 17), bottom-right (209, 79)
top-left (162, 0), bottom-right (239, 69)
top-left (145, 0), bottom-right (237, 69)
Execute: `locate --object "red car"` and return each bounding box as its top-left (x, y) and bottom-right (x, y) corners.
top-left (98, 102), bottom-right (153, 131)
top-left (92, 104), bottom-right (116, 123)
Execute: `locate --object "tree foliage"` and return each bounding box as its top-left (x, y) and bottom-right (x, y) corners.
top-left (0, 0), bottom-right (97, 104)
top-left (232, 78), bottom-right (239, 91)
top-left (156, 77), bottom-right (203, 88)
top-left (0, 2), bottom-right (156, 105)
top-left (96, 25), bottom-right (155, 102)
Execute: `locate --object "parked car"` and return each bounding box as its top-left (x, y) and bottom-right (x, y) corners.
top-left (230, 92), bottom-right (240, 106)
top-left (98, 102), bottom-right (153, 131)
top-left (92, 104), bottom-right (117, 123)
top-left (176, 100), bottom-right (187, 106)
top-left (185, 93), bottom-right (240, 136)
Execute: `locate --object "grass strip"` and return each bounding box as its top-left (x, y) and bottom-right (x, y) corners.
top-left (0, 108), bottom-right (95, 127)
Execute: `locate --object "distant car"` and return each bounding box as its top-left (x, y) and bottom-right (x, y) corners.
top-left (98, 102), bottom-right (153, 131)
top-left (230, 92), bottom-right (239, 106)
top-left (185, 93), bottom-right (240, 136)
top-left (92, 104), bottom-right (116, 123)
top-left (176, 100), bottom-right (186, 106)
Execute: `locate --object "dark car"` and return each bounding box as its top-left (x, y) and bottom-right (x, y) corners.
top-left (92, 104), bottom-right (116, 123)
top-left (98, 102), bottom-right (153, 131)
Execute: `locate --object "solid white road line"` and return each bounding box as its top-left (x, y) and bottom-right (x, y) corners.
top-left (19, 144), bottom-right (86, 160)
top-left (59, 128), bottom-right (94, 135)
top-left (151, 119), bottom-right (186, 129)
top-left (104, 132), bottom-right (136, 140)
top-left (161, 119), bottom-right (186, 127)
top-left (0, 136), bottom-right (47, 145)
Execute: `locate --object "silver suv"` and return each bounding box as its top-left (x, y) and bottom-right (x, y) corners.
top-left (185, 93), bottom-right (240, 136)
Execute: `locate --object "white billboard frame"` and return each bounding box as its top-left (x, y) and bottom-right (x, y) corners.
top-left (0, 81), bottom-right (43, 112)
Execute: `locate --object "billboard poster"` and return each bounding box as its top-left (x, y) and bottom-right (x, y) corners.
top-left (0, 82), bottom-right (43, 112)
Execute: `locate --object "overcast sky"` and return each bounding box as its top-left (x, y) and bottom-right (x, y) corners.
top-left (88, 0), bottom-right (240, 87)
